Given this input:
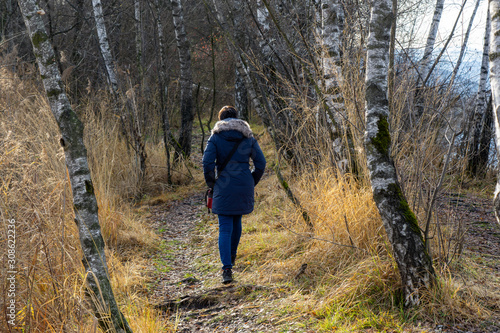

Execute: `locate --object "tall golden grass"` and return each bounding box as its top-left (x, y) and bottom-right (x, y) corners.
top-left (237, 163), bottom-right (498, 331)
top-left (0, 65), bottom-right (172, 332)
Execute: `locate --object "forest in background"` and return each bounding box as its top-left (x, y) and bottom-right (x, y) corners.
top-left (1, 0), bottom-right (499, 331)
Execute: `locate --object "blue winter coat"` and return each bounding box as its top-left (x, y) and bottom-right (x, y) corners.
top-left (202, 118), bottom-right (266, 215)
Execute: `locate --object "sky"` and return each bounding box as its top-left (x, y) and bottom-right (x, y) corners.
top-left (408, 0), bottom-right (489, 85)
top-left (430, 0), bottom-right (488, 51)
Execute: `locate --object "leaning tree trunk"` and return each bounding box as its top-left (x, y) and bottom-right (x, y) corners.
top-left (171, 0), bottom-right (194, 158)
top-left (363, 0), bottom-right (435, 306)
top-left (468, 6), bottom-right (491, 176)
top-left (91, 0), bottom-right (119, 97)
top-left (92, 0), bottom-right (147, 185)
top-left (488, 0), bottom-right (500, 225)
top-left (420, 0), bottom-right (445, 81)
top-left (449, 0), bottom-right (480, 86)
top-left (17, 1), bottom-right (132, 331)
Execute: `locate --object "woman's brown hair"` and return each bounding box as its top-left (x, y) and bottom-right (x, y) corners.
top-left (218, 106), bottom-right (238, 120)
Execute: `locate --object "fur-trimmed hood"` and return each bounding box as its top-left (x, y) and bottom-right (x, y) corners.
top-left (212, 118), bottom-right (253, 138)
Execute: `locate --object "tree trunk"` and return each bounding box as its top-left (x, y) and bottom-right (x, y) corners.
top-left (135, 0), bottom-right (143, 78)
top-left (256, 0), bottom-right (271, 51)
top-left (92, 0), bottom-right (147, 186)
top-left (91, 0), bottom-right (119, 96)
top-left (414, 0), bottom-right (466, 119)
top-left (315, 0), bottom-right (343, 100)
top-left (313, 0), bottom-right (361, 175)
top-left (488, 0), bottom-right (500, 225)
top-left (17, 0), bottom-right (132, 331)
top-left (232, 0), bottom-right (249, 120)
top-left (171, 0), bottom-right (194, 158)
top-left (363, 0), bottom-right (435, 306)
top-left (154, 0), bottom-right (172, 184)
top-left (478, 94), bottom-right (493, 176)
top-left (468, 6), bottom-right (491, 176)
top-left (448, 0), bottom-right (480, 86)
top-left (235, 67), bottom-right (249, 120)
top-left (420, 0), bottom-right (445, 81)
top-left (314, 0), bottom-right (344, 136)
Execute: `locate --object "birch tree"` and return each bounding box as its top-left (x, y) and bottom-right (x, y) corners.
top-left (235, 68), bottom-right (249, 120)
top-left (468, 6), bottom-right (491, 176)
top-left (17, 0), bottom-right (132, 331)
top-left (91, 0), bottom-right (147, 185)
top-left (488, 0), bottom-right (500, 225)
top-left (420, 0), bottom-right (445, 81)
top-left (210, 0), bottom-right (271, 129)
top-left (171, 0), bottom-right (194, 157)
top-left (91, 0), bottom-right (119, 96)
top-left (257, 0), bottom-right (272, 58)
top-left (154, 0), bottom-right (172, 183)
top-left (363, 0), bottom-right (435, 306)
top-left (314, 0), bottom-right (344, 114)
top-left (135, 0), bottom-right (143, 77)
top-left (448, 0), bottom-right (481, 86)
top-left (232, 0), bottom-right (249, 120)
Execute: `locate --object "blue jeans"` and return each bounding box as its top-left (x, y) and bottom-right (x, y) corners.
top-left (218, 214), bottom-right (242, 269)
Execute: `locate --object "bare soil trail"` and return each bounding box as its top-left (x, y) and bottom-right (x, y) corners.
top-left (146, 193), bottom-right (302, 333)
top-left (143, 189), bottom-right (500, 332)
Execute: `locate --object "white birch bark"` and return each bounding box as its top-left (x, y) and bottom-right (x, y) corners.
top-left (91, 0), bottom-right (119, 96)
top-left (210, 0), bottom-right (273, 133)
top-left (135, 0), bottom-right (143, 76)
top-left (468, 6), bottom-right (491, 175)
top-left (256, 0), bottom-right (273, 59)
top-left (257, 0), bottom-right (270, 36)
top-left (17, 0), bottom-right (132, 331)
top-left (154, 0), bottom-right (172, 183)
top-left (315, 0), bottom-right (343, 98)
top-left (232, 0), bottom-right (249, 120)
top-left (420, 0), bottom-right (445, 80)
top-left (449, 0), bottom-right (480, 85)
top-left (314, 0), bottom-right (346, 164)
top-left (171, 0), bottom-right (194, 157)
top-left (314, 0), bottom-right (344, 130)
top-left (235, 67), bottom-right (248, 120)
top-left (364, 0), bottom-right (435, 306)
top-left (488, 0), bottom-right (500, 225)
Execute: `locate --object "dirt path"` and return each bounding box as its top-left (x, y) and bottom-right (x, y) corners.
top-left (143, 190), bottom-right (500, 332)
top-left (146, 193), bottom-right (298, 333)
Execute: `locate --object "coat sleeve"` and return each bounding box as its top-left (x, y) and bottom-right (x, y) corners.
top-left (250, 138), bottom-right (266, 186)
top-left (202, 135), bottom-right (217, 188)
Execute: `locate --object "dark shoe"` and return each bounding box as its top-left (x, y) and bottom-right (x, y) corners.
top-left (222, 268), bottom-right (233, 284)
top-left (231, 254), bottom-right (236, 266)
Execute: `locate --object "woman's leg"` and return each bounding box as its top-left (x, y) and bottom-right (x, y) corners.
top-left (230, 215), bottom-right (242, 261)
top-left (218, 214), bottom-right (233, 269)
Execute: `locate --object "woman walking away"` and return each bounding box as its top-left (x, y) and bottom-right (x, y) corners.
top-left (203, 106), bottom-right (266, 284)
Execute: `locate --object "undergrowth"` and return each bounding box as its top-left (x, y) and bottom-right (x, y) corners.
top-left (1, 60), bottom-right (499, 333)
top-left (236, 151), bottom-right (500, 331)
top-left (0, 67), bottom-right (176, 332)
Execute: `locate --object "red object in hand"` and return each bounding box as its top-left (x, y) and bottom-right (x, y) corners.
top-left (206, 189), bottom-right (213, 209)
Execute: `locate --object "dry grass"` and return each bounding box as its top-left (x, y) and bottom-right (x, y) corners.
top-left (0, 66), bottom-right (172, 332)
top-left (2, 45), bottom-right (499, 332)
top-left (236, 160), bottom-right (499, 331)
